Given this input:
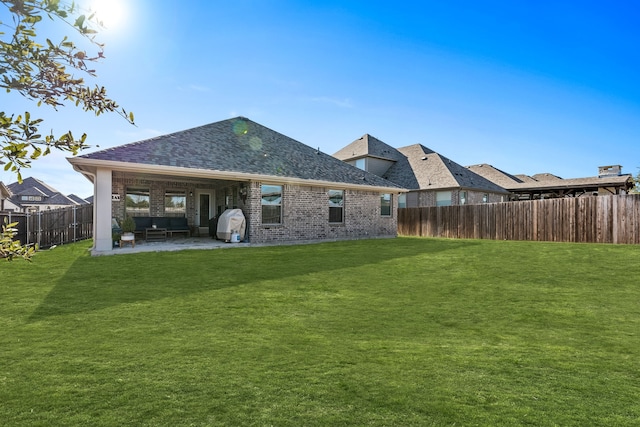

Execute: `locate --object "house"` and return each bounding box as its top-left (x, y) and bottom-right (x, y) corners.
top-left (0, 181), bottom-right (17, 212)
top-left (333, 134), bottom-right (510, 207)
top-left (467, 164), bottom-right (634, 200)
top-left (3, 177), bottom-right (82, 212)
top-left (68, 117), bottom-right (405, 253)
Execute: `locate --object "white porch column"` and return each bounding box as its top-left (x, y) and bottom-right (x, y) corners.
top-left (94, 167), bottom-right (113, 252)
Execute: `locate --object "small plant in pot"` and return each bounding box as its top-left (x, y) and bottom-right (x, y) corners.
top-left (120, 216), bottom-right (136, 241)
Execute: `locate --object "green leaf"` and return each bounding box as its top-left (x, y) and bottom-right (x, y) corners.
top-left (75, 15), bottom-right (86, 28)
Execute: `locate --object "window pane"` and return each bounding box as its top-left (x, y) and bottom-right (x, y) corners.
top-left (398, 193), bottom-right (406, 208)
top-left (262, 205), bottom-right (281, 224)
top-left (165, 191), bottom-right (186, 216)
top-left (380, 193), bottom-right (392, 216)
top-left (328, 189), bottom-right (343, 223)
top-left (126, 188), bottom-right (150, 216)
top-left (354, 158), bottom-right (365, 170)
top-left (436, 191), bottom-right (452, 207)
top-left (261, 184), bottom-right (282, 224)
top-left (459, 191), bottom-right (467, 205)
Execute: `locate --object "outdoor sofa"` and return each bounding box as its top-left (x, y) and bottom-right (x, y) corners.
top-left (132, 216), bottom-right (191, 237)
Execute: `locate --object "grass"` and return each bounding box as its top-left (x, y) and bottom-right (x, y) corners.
top-left (2, 237), bottom-right (640, 426)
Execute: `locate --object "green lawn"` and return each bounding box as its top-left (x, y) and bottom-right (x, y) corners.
top-left (2, 237), bottom-right (640, 426)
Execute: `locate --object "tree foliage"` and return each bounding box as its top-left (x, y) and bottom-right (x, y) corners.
top-left (1, 0), bottom-right (134, 181)
top-left (632, 169), bottom-right (640, 194)
top-left (1, 219), bottom-right (35, 261)
top-left (1, 0), bottom-right (134, 261)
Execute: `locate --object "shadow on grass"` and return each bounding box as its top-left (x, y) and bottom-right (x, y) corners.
top-left (29, 238), bottom-right (476, 321)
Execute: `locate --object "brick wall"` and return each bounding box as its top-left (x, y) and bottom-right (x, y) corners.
top-left (249, 182), bottom-right (398, 244)
top-left (112, 173), bottom-right (398, 244)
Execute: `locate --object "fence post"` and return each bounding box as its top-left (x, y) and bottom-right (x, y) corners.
top-left (73, 205), bottom-right (77, 242)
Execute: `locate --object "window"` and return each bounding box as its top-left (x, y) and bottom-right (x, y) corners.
top-left (482, 193), bottom-right (489, 203)
top-left (126, 188), bottom-right (150, 216)
top-left (398, 193), bottom-right (407, 209)
top-left (436, 191), bottom-right (452, 207)
top-left (261, 184), bottom-right (282, 224)
top-left (380, 193), bottom-right (392, 216)
top-left (165, 191), bottom-right (186, 216)
top-left (459, 191), bottom-right (467, 205)
top-left (328, 190), bottom-right (344, 223)
top-left (354, 158), bottom-right (365, 170)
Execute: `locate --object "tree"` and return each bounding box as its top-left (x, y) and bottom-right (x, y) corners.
top-left (1, 0), bottom-right (134, 260)
top-left (632, 168), bottom-right (640, 194)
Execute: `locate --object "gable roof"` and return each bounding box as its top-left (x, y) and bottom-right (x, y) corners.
top-left (70, 117), bottom-right (402, 191)
top-left (333, 134), bottom-right (401, 162)
top-left (382, 144), bottom-right (509, 193)
top-left (6, 176), bottom-right (79, 207)
top-left (8, 177), bottom-right (58, 197)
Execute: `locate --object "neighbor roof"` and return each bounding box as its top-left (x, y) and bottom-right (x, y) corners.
top-left (468, 163), bottom-right (634, 192)
top-left (7, 177), bottom-right (79, 207)
top-left (69, 117), bottom-right (402, 191)
top-left (466, 164), bottom-right (524, 187)
top-left (333, 134), bottom-right (401, 162)
top-left (383, 144), bottom-right (510, 193)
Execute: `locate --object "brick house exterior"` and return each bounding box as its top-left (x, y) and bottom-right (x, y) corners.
top-left (69, 118), bottom-right (403, 253)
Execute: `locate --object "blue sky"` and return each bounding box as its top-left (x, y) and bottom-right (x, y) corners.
top-left (3, 0), bottom-right (639, 198)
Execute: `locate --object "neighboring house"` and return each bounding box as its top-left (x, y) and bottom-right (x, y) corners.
top-left (68, 117), bottom-right (405, 253)
top-left (4, 177), bottom-right (81, 212)
top-left (0, 181), bottom-right (18, 212)
top-left (333, 134), bottom-right (510, 207)
top-left (467, 164), bottom-right (634, 200)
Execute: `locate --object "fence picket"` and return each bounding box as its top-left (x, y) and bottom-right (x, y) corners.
top-left (398, 195), bottom-right (640, 244)
top-left (1, 204), bottom-right (93, 249)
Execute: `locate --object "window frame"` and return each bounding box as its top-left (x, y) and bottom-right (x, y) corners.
top-left (436, 191), bottom-right (452, 207)
top-left (459, 191), bottom-right (467, 205)
top-left (164, 190), bottom-right (186, 217)
top-left (261, 184), bottom-right (283, 225)
top-left (125, 188), bottom-right (150, 217)
top-left (380, 193), bottom-right (392, 217)
top-left (328, 189), bottom-right (344, 223)
top-left (398, 193), bottom-right (407, 209)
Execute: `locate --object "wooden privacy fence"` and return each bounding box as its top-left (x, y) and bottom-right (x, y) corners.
top-left (1, 204), bottom-right (93, 249)
top-left (398, 195), bottom-right (640, 244)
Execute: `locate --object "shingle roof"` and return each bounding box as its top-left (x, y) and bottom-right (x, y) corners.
top-left (77, 117), bottom-right (401, 190)
top-left (333, 134), bottom-right (401, 161)
top-left (383, 144), bottom-right (509, 193)
top-left (468, 163), bottom-right (633, 192)
top-left (466, 164), bottom-right (524, 187)
top-left (8, 177), bottom-right (58, 196)
top-left (67, 194), bottom-right (90, 204)
top-left (7, 176), bottom-right (78, 207)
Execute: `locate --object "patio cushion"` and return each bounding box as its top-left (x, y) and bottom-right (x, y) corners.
top-left (133, 216), bottom-right (152, 232)
top-left (153, 217), bottom-right (171, 229)
top-left (169, 217), bottom-right (189, 231)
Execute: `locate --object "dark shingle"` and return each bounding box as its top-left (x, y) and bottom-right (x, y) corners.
top-left (79, 118), bottom-right (401, 189)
